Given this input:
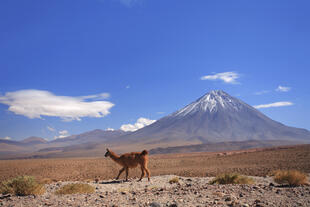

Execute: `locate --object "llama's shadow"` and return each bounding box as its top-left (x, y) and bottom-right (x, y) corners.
top-left (100, 180), bottom-right (131, 184)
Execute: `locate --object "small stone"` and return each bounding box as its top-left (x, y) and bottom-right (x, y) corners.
top-left (269, 183), bottom-right (275, 187)
top-left (169, 204), bottom-right (178, 207)
top-left (225, 196), bottom-right (232, 202)
top-left (99, 195), bottom-right (104, 198)
top-left (149, 202), bottom-right (161, 207)
top-left (254, 199), bottom-right (261, 203)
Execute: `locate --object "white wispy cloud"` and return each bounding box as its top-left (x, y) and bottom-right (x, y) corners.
top-left (106, 128), bottom-right (115, 131)
top-left (0, 89), bottom-right (114, 121)
top-left (276, 85), bottom-right (291, 92)
top-left (120, 117), bottom-right (156, 132)
top-left (201, 72), bottom-right (240, 84)
top-left (0, 136), bottom-right (11, 140)
top-left (54, 130), bottom-right (70, 139)
top-left (79, 93), bottom-right (110, 100)
top-left (47, 126), bottom-right (55, 132)
top-left (254, 90), bottom-right (270, 95)
top-left (254, 101), bottom-right (293, 109)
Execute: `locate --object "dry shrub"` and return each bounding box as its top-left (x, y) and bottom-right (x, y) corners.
top-left (169, 177), bottom-right (179, 184)
top-left (273, 170), bottom-right (308, 186)
top-left (55, 183), bottom-right (95, 195)
top-left (0, 176), bottom-right (45, 196)
top-left (209, 173), bottom-right (254, 185)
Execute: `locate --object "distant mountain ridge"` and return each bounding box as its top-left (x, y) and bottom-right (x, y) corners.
top-left (21, 136), bottom-right (47, 144)
top-left (0, 130), bottom-right (129, 158)
top-left (50, 129), bottom-right (128, 144)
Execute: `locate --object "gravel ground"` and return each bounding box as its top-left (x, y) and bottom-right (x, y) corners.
top-left (1, 175), bottom-right (310, 207)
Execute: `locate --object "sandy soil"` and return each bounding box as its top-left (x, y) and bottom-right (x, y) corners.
top-left (1, 145), bottom-right (310, 183)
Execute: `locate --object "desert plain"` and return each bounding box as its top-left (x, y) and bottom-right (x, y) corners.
top-left (0, 144), bottom-right (310, 206)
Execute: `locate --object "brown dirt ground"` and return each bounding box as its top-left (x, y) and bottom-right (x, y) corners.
top-left (0, 144), bottom-right (309, 183)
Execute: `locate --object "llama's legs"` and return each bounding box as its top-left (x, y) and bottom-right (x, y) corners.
top-left (145, 167), bottom-right (151, 181)
top-left (139, 166), bottom-right (145, 181)
top-left (125, 168), bottom-right (129, 181)
top-left (116, 167), bottom-right (125, 180)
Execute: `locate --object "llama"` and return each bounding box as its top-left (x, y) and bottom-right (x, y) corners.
top-left (104, 148), bottom-right (151, 181)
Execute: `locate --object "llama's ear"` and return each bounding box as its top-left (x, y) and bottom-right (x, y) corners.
top-left (106, 148), bottom-right (109, 152)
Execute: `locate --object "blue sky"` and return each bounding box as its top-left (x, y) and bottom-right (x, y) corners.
top-left (1, 0), bottom-right (310, 141)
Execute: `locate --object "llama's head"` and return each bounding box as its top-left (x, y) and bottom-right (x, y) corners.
top-left (104, 148), bottom-right (110, 157)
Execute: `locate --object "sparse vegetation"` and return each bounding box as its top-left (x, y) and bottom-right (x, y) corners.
top-left (273, 170), bottom-right (308, 186)
top-left (0, 176), bottom-right (45, 196)
top-left (169, 177), bottom-right (179, 184)
top-left (55, 183), bottom-right (95, 195)
top-left (209, 173), bottom-right (254, 185)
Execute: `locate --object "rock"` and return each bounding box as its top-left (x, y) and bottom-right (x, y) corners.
top-left (225, 195), bottom-right (237, 202)
top-left (254, 199), bottom-right (261, 203)
top-left (169, 204), bottom-right (178, 207)
top-left (269, 183), bottom-right (275, 187)
top-left (149, 202), bottom-right (161, 207)
top-left (0, 194), bottom-right (11, 199)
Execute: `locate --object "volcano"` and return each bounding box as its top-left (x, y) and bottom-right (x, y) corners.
top-left (113, 90), bottom-right (310, 149)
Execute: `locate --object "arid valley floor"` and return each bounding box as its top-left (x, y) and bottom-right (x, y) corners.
top-left (1, 144), bottom-right (310, 206)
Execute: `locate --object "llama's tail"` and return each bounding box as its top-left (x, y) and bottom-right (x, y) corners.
top-left (141, 150), bottom-right (149, 156)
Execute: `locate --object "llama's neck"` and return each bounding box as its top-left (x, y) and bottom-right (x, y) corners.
top-left (109, 151), bottom-right (121, 163)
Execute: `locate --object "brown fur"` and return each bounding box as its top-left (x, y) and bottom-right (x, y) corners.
top-left (105, 148), bottom-right (150, 181)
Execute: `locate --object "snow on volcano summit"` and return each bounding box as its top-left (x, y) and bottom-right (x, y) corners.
top-left (172, 90), bottom-right (247, 117)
